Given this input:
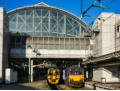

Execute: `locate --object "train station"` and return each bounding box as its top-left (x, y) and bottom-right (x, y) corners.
top-left (0, 2), bottom-right (92, 83)
top-left (0, 0), bottom-right (120, 90)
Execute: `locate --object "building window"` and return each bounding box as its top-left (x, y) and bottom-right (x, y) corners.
top-left (117, 26), bottom-right (120, 32)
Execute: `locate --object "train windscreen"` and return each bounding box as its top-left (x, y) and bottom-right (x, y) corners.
top-left (70, 68), bottom-right (83, 75)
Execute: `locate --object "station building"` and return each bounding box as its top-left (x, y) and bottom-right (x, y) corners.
top-left (83, 12), bottom-right (120, 83)
top-left (0, 3), bottom-right (93, 83)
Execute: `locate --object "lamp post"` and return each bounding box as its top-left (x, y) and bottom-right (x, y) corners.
top-left (27, 44), bottom-right (32, 83)
top-left (27, 45), bottom-right (40, 83)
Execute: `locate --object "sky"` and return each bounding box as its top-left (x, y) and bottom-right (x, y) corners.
top-left (0, 0), bottom-right (120, 26)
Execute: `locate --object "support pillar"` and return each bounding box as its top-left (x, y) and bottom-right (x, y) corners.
top-left (30, 60), bottom-right (33, 82)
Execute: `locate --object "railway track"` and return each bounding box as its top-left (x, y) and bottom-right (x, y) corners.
top-left (0, 80), bottom-right (91, 90)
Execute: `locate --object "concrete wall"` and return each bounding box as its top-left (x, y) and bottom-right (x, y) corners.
top-left (92, 12), bottom-right (120, 56)
top-left (9, 37), bottom-right (93, 59)
top-left (92, 67), bottom-right (103, 82)
top-left (0, 7), bottom-right (9, 83)
top-left (10, 49), bottom-right (92, 58)
top-left (92, 18), bottom-right (102, 56)
top-left (93, 66), bottom-right (120, 83)
top-left (101, 13), bottom-right (116, 55)
top-left (102, 66), bottom-right (120, 83)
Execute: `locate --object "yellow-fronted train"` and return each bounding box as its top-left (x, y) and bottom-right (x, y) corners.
top-left (63, 66), bottom-right (84, 87)
top-left (47, 68), bottom-right (60, 85)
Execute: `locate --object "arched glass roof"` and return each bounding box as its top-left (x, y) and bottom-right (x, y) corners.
top-left (8, 3), bottom-right (91, 38)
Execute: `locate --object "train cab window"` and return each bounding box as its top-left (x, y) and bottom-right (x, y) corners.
top-left (70, 68), bottom-right (83, 75)
top-left (48, 70), bottom-right (52, 75)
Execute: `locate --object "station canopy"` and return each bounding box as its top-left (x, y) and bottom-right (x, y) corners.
top-left (8, 2), bottom-right (91, 38)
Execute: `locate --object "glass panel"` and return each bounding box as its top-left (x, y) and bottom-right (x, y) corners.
top-left (75, 26), bottom-right (80, 37)
top-left (42, 9), bottom-right (49, 17)
top-left (42, 32), bottom-right (49, 36)
top-left (8, 8), bottom-right (85, 38)
top-left (58, 18), bottom-right (64, 33)
top-left (50, 23), bottom-right (57, 33)
top-left (35, 25), bottom-right (41, 31)
top-left (58, 34), bottom-right (64, 37)
top-left (34, 17), bottom-right (41, 32)
top-left (18, 23), bottom-right (25, 32)
top-left (81, 26), bottom-right (85, 36)
top-left (50, 33), bottom-right (57, 37)
top-left (81, 26), bottom-right (85, 31)
top-left (26, 16), bottom-right (33, 31)
top-left (9, 14), bottom-right (16, 22)
top-left (66, 16), bottom-right (72, 25)
top-left (10, 22), bottom-right (16, 30)
top-left (34, 9), bottom-right (41, 16)
top-left (26, 9), bottom-right (33, 16)
top-left (50, 10), bottom-right (57, 19)
top-left (26, 16), bottom-right (33, 23)
top-left (42, 17), bottom-right (48, 23)
top-left (50, 18), bottom-right (57, 24)
top-left (73, 20), bottom-right (78, 26)
top-left (42, 23), bottom-right (48, 32)
top-left (27, 32), bottom-right (34, 36)
top-left (18, 17), bottom-right (23, 23)
top-left (66, 24), bottom-right (72, 35)
top-left (18, 10), bottom-right (25, 15)
top-left (35, 32), bottom-right (42, 36)
top-left (34, 17), bottom-right (41, 23)
top-left (58, 12), bottom-right (64, 18)
top-left (26, 23), bottom-right (33, 31)
top-left (18, 15), bottom-right (25, 23)
top-left (66, 16), bottom-right (73, 36)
